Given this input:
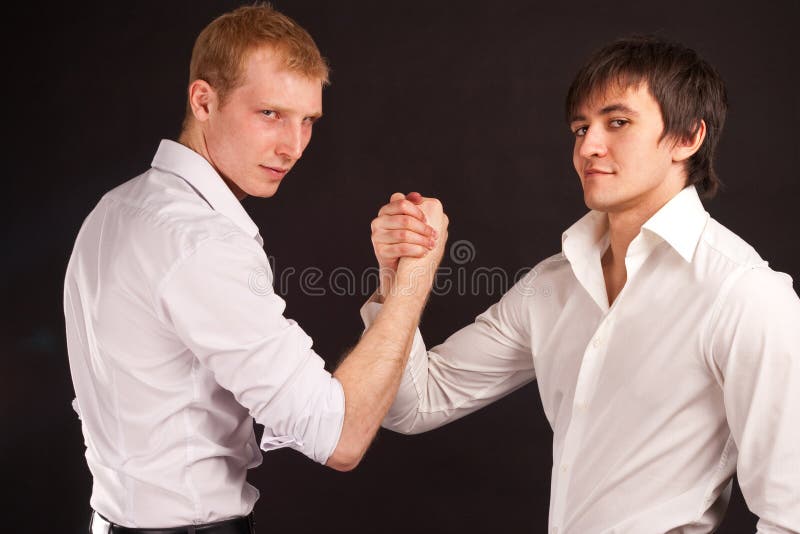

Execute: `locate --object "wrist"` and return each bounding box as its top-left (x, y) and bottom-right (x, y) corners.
top-left (393, 259), bottom-right (437, 299)
top-left (376, 265), bottom-right (398, 303)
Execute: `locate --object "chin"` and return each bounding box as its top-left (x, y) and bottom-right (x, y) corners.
top-left (244, 182), bottom-right (281, 198)
top-left (583, 189), bottom-right (607, 211)
top-left (250, 188), bottom-right (279, 199)
top-left (583, 190), bottom-right (622, 213)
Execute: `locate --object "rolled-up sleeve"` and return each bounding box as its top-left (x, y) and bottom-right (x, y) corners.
top-left (157, 233), bottom-right (344, 464)
top-left (710, 266), bottom-right (800, 532)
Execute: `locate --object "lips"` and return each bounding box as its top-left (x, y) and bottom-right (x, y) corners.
top-left (584, 167), bottom-right (614, 178)
top-left (260, 165), bottom-right (289, 180)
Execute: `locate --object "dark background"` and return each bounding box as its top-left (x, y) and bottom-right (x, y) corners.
top-left (3, 1), bottom-right (798, 532)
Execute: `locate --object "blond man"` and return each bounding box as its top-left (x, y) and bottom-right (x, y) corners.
top-left (64, 5), bottom-right (447, 533)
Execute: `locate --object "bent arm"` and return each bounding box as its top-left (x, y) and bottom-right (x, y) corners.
top-left (326, 199), bottom-right (449, 471)
top-left (159, 205), bottom-right (448, 473)
top-left (362, 270), bottom-right (537, 435)
top-left (159, 235), bottom-right (345, 464)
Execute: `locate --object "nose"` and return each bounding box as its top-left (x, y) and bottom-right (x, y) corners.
top-left (276, 121), bottom-right (305, 161)
top-left (578, 126), bottom-right (608, 160)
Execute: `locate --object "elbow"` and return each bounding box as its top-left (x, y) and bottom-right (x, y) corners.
top-left (325, 441), bottom-right (365, 472)
top-left (327, 456), bottom-right (360, 472)
top-left (383, 424), bottom-right (426, 436)
top-left (382, 411), bottom-right (429, 436)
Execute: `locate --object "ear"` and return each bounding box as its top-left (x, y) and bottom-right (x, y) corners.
top-left (671, 119), bottom-right (706, 163)
top-left (187, 79), bottom-right (218, 123)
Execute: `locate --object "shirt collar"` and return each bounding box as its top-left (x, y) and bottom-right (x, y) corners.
top-left (151, 139), bottom-right (262, 244)
top-left (641, 185), bottom-right (709, 263)
top-left (562, 184), bottom-right (708, 266)
top-left (561, 210), bottom-right (610, 311)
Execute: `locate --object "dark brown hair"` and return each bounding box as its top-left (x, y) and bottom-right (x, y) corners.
top-left (565, 36), bottom-right (728, 198)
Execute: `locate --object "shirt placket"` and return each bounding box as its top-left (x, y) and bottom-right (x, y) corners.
top-left (549, 311), bottom-right (615, 534)
top-left (550, 235), bottom-right (652, 533)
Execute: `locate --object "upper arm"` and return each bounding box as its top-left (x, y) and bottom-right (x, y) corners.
top-left (710, 267), bottom-right (800, 530)
top-left (157, 235), bottom-right (344, 464)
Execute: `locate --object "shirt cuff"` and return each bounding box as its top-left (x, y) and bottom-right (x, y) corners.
top-left (258, 366), bottom-right (346, 465)
top-left (359, 300), bottom-right (383, 327)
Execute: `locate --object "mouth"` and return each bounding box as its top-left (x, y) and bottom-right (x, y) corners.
top-left (584, 168), bottom-right (614, 179)
top-left (259, 165), bottom-right (289, 181)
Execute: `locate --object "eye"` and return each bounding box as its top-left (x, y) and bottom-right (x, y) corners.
top-left (609, 119), bottom-right (629, 128)
top-left (573, 125), bottom-right (588, 137)
top-left (261, 110), bottom-right (277, 118)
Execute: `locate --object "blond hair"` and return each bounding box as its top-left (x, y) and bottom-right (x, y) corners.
top-left (183, 4), bottom-right (329, 124)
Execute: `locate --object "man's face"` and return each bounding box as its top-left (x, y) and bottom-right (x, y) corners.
top-left (570, 82), bottom-right (685, 215)
top-left (203, 46), bottom-right (322, 198)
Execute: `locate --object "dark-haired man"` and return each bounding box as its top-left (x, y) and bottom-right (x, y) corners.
top-left (368, 36), bottom-right (799, 532)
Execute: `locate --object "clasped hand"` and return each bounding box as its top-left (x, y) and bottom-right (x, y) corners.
top-left (371, 192), bottom-right (449, 297)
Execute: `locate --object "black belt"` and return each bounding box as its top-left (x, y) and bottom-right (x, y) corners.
top-left (91, 511), bottom-right (255, 534)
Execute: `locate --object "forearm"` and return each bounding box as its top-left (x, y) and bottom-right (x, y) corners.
top-left (362, 282), bottom-right (539, 436)
top-left (326, 253), bottom-right (438, 470)
top-left (382, 327), bottom-right (536, 435)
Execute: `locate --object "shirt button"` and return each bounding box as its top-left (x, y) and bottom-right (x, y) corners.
top-left (560, 464), bottom-right (568, 473)
top-left (551, 528), bottom-right (559, 534)
top-left (592, 337), bottom-right (602, 347)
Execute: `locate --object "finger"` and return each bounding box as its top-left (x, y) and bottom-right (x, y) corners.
top-left (389, 192), bottom-right (405, 202)
top-left (378, 198), bottom-right (427, 222)
top-left (378, 243), bottom-right (430, 259)
top-left (373, 229), bottom-right (435, 248)
top-left (376, 214), bottom-right (435, 236)
top-left (405, 191), bottom-right (423, 204)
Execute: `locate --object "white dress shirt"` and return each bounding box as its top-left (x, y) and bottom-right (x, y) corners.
top-left (64, 140), bottom-right (345, 527)
top-left (364, 185), bottom-right (800, 533)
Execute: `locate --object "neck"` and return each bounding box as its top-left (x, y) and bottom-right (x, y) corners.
top-left (604, 176), bottom-right (685, 265)
top-left (177, 125), bottom-right (248, 201)
top-left (177, 125), bottom-right (208, 161)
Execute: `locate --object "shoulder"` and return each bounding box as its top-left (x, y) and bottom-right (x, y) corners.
top-left (699, 217), bottom-right (798, 323)
top-left (101, 167), bottom-right (254, 256)
top-left (724, 265), bottom-right (797, 315)
top-left (524, 251), bottom-right (572, 290)
top-left (497, 251), bottom-right (568, 305)
top-left (699, 217), bottom-right (764, 269)
top-left (531, 251), bottom-right (570, 278)
top-left (698, 216), bottom-right (798, 307)
top-left (71, 167), bottom-right (264, 296)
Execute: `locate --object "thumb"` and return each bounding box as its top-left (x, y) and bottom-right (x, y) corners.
top-left (390, 192), bottom-right (405, 202)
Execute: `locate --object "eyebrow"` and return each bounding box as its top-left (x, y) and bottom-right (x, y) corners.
top-left (569, 103), bottom-right (639, 123)
top-left (258, 103), bottom-right (323, 120)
